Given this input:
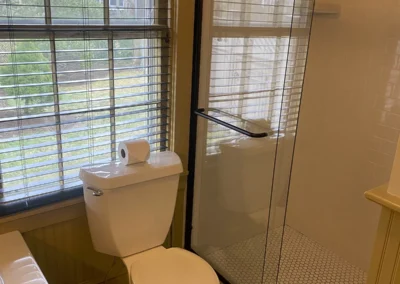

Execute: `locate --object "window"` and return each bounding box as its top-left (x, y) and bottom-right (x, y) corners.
top-left (0, 0), bottom-right (170, 214)
top-left (202, 0), bottom-right (313, 154)
top-left (109, 0), bottom-right (124, 8)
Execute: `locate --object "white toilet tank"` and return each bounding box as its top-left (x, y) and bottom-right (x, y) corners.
top-left (218, 138), bottom-right (276, 213)
top-left (79, 151), bottom-right (183, 258)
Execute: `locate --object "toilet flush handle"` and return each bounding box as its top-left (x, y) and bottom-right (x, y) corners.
top-left (87, 187), bottom-right (104, 197)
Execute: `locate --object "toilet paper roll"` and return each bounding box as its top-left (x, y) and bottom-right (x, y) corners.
top-left (118, 139), bottom-right (150, 166)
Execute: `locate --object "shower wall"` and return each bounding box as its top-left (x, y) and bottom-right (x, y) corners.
top-left (287, 0), bottom-right (400, 271)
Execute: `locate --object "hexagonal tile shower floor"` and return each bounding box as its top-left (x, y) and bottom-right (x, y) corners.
top-left (206, 226), bottom-right (367, 284)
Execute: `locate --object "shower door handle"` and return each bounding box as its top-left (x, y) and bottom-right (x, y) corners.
top-left (194, 108), bottom-right (268, 138)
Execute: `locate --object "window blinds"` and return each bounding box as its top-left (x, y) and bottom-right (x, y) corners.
top-left (0, 0), bottom-right (170, 205)
top-left (204, 0), bottom-right (313, 154)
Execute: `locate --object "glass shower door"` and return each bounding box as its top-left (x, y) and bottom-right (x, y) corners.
top-left (186, 0), bottom-right (314, 283)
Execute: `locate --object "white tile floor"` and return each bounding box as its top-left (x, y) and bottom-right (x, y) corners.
top-left (206, 226), bottom-right (367, 284)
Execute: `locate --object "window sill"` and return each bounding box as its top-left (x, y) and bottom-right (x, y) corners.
top-left (0, 197), bottom-right (86, 234)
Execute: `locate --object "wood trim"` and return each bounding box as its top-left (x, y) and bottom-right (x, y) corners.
top-left (378, 213), bottom-right (400, 283)
top-left (367, 208), bottom-right (393, 284)
top-left (365, 184), bottom-right (400, 214)
top-left (170, 0), bottom-right (195, 168)
top-left (169, 0), bottom-right (196, 248)
top-left (366, 185), bottom-right (400, 283)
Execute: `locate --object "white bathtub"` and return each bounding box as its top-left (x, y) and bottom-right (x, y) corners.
top-left (0, 231), bottom-right (47, 284)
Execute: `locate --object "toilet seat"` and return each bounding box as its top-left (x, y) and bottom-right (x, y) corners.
top-left (126, 247), bottom-right (219, 284)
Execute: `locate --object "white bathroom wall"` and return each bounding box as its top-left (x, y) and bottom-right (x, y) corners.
top-left (287, 0), bottom-right (400, 271)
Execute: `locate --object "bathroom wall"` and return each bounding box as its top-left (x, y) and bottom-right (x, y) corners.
top-left (287, 0), bottom-right (400, 271)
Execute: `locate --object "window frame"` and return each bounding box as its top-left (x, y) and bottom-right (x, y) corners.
top-left (0, 0), bottom-right (171, 216)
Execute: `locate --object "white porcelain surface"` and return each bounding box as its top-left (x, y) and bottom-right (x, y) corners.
top-left (80, 151), bottom-right (182, 190)
top-left (81, 151), bottom-right (182, 257)
top-left (118, 139), bottom-right (150, 166)
top-left (218, 138), bottom-right (276, 213)
top-left (83, 175), bottom-right (181, 257)
top-left (0, 231), bottom-right (47, 284)
top-left (122, 246), bottom-right (219, 284)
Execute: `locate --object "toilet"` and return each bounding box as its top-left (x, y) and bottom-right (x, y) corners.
top-left (79, 151), bottom-right (219, 284)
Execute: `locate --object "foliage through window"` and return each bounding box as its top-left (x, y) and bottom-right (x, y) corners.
top-left (0, 0), bottom-right (170, 210)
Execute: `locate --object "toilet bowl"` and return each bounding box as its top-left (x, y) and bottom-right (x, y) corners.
top-left (79, 151), bottom-right (219, 284)
top-left (123, 247), bottom-right (218, 283)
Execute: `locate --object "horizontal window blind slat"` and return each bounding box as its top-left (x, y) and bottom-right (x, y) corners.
top-left (0, 75), bottom-right (169, 90)
top-left (210, 66), bottom-right (304, 72)
top-left (0, 45), bottom-right (168, 56)
top-left (214, 0), bottom-right (308, 7)
top-left (0, 106), bottom-right (168, 134)
top-left (1, 136), bottom-right (169, 183)
top-left (1, 136), bottom-right (168, 176)
top-left (1, 146), bottom-right (167, 202)
top-left (210, 72), bottom-right (305, 81)
top-left (1, 143), bottom-right (168, 194)
top-left (0, 55), bottom-right (169, 68)
top-left (1, 95), bottom-right (168, 112)
top-left (210, 79), bottom-right (304, 89)
top-left (209, 87), bottom-right (297, 97)
top-left (0, 3), bottom-right (167, 9)
top-left (1, 121), bottom-right (168, 154)
top-left (56, 81), bottom-right (168, 96)
top-left (0, 98), bottom-right (168, 123)
top-left (0, 113), bottom-right (168, 144)
top-left (0, 29), bottom-right (168, 40)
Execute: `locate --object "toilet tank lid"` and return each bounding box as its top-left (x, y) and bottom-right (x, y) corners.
top-left (79, 151), bottom-right (183, 190)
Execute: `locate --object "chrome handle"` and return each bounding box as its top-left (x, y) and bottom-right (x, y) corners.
top-left (87, 187), bottom-right (104, 197)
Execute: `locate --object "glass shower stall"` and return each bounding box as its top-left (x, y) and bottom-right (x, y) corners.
top-left (185, 0), bottom-right (315, 283)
